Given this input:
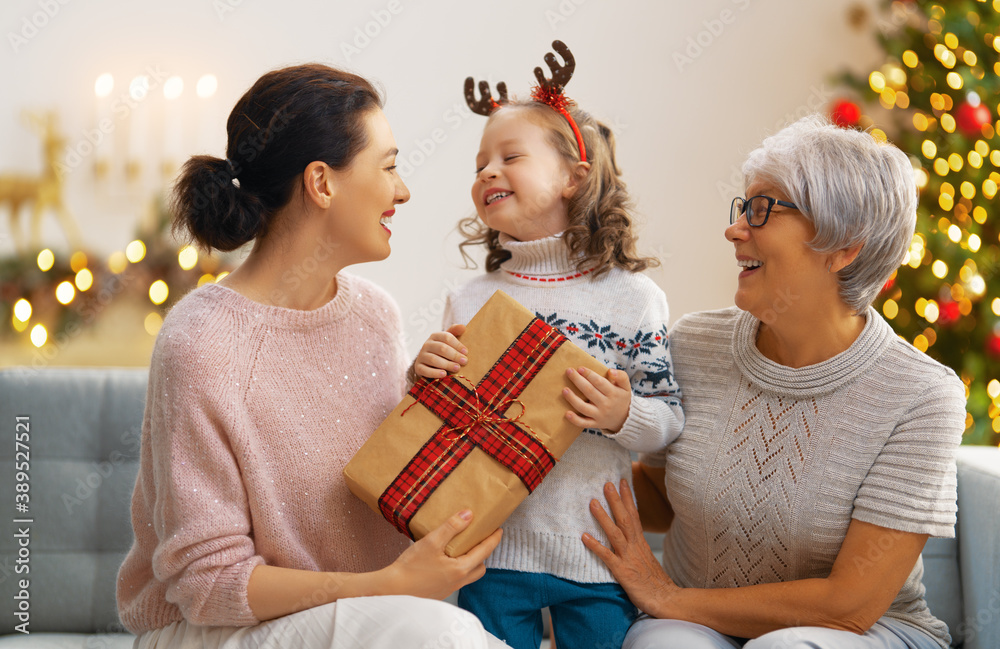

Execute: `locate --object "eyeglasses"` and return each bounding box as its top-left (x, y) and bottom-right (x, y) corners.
top-left (730, 195), bottom-right (799, 227)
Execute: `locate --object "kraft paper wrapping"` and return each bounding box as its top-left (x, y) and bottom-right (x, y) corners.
top-left (343, 289), bottom-right (608, 557)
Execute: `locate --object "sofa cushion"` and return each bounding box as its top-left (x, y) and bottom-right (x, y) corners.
top-left (0, 368), bottom-right (147, 635)
top-left (920, 536), bottom-right (962, 646)
top-left (954, 446), bottom-right (1000, 649)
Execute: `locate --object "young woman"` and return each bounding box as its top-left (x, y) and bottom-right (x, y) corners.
top-left (117, 63), bottom-right (503, 649)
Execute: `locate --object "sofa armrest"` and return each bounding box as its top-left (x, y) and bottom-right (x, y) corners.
top-left (954, 446), bottom-right (1000, 649)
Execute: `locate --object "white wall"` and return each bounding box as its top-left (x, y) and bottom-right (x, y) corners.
top-left (0, 0), bottom-right (883, 354)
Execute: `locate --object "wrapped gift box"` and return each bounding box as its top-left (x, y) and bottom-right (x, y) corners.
top-left (344, 289), bottom-right (608, 557)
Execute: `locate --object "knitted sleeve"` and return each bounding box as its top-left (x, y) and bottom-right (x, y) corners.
top-left (851, 369), bottom-right (966, 538)
top-left (145, 322), bottom-right (263, 627)
top-left (442, 292), bottom-right (457, 330)
top-left (611, 286), bottom-right (685, 453)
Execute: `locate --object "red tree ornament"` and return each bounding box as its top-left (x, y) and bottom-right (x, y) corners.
top-left (955, 100), bottom-right (992, 137)
top-left (938, 300), bottom-right (961, 326)
top-left (830, 100), bottom-right (861, 127)
top-left (986, 332), bottom-right (1000, 359)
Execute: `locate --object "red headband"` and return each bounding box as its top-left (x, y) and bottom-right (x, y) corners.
top-left (464, 40), bottom-right (587, 163)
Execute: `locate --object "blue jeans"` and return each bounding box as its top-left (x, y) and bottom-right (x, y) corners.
top-left (459, 568), bottom-right (637, 649)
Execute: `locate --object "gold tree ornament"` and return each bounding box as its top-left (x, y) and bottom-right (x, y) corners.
top-left (0, 111), bottom-right (83, 253)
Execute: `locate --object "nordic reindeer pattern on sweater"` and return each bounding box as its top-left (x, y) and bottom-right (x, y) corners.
top-left (535, 311), bottom-right (680, 405)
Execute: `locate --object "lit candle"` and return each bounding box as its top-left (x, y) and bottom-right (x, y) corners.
top-left (163, 76), bottom-right (184, 165)
top-left (94, 73), bottom-right (114, 165)
top-left (127, 75), bottom-right (151, 179)
top-left (196, 74), bottom-right (219, 155)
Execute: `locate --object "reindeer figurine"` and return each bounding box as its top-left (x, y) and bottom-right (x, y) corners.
top-left (0, 111), bottom-right (83, 254)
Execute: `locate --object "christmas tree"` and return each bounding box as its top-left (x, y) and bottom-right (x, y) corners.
top-left (838, 0), bottom-right (1000, 445)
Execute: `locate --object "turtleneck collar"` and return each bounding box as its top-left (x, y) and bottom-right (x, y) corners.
top-left (498, 233), bottom-right (592, 282)
top-left (732, 306), bottom-right (895, 398)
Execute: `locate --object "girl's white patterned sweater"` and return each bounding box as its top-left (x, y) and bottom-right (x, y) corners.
top-left (444, 234), bottom-right (684, 583)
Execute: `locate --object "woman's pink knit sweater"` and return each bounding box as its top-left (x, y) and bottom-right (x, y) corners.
top-left (117, 273), bottom-right (411, 633)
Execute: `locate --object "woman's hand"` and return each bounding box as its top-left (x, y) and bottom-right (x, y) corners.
top-left (382, 509), bottom-right (502, 600)
top-left (585, 481), bottom-right (936, 638)
top-left (562, 367), bottom-right (632, 433)
top-left (414, 325), bottom-right (467, 379)
top-left (248, 511), bottom-right (500, 619)
top-left (583, 479), bottom-right (678, 618)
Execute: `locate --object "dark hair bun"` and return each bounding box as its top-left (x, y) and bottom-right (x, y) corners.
top-left (170, 156), bottom-right (266, 252)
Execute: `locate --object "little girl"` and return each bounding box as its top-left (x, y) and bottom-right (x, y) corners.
top-left (415, 42), bottom-right (684, 649)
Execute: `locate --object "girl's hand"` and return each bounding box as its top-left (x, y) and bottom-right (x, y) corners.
top-left (583, 479), bottom-right (678, 618)
top-left (414, 324), bottom-right (468, 379)
top-left (382, 510), bottom-right (502, 600)
top-left (562, 367), bottom-right (632, 433)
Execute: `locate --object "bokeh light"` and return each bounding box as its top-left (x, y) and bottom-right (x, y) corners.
top-left (13, 299), bottom-right (31, 322)
top-left (94, 73), bottom-right (114, 98)
top-left (163, 76), bottom-right (184, 101)
top-left (144, 312), bottom-right (164, 336)
top-left (108, 251), bottom-right (128, 274)
top-left (196, 74), bottom-right (218, 99)
top-left (129, 75), bottom-right (150, 101)
top-left (55, 281), bottom-right (76, 305)
top-left (37, 249), bottom-right (54, 271)
top-left (178, 245), bottom-right (198, 270)
top-left (149, 280), bottom-right (169, 305)
top-left (126, 240), bottom-right (146, 263)
top-left (75, 268), bottom-right (94, 291)
top-left (30, 324), bottom-right (47, 347)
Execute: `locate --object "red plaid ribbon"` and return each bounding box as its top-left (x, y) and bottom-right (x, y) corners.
top-left (378, 318), bottom-right (567, 538)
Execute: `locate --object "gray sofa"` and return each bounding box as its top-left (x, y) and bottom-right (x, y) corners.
top-left (0, 368), bottom-right (997, 648)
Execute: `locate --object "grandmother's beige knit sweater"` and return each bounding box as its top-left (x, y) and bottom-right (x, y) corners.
top-left (641, 307), bottom-right (966, 648)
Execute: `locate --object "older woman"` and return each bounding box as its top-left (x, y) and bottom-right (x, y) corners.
top-left (583, 115), bottom-right (966, 649)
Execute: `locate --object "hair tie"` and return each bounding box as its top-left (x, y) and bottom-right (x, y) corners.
top-left (224, 158), bottom-right (241, 188)
top-left (464, 40), bottom-right (587, 163)
top-left (226, 158), bottom-right (240, 189)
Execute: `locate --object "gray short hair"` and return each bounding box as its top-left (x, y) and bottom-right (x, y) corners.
top-left (742, 114), bottom-right (917, 314)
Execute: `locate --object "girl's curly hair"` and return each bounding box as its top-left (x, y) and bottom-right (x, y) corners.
top-left (458, 101), bottom-right (658, 276)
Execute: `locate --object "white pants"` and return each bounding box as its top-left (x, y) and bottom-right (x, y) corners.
top-left (135, 595), bottom-right (507, 649)
top-left (624, 618), bottom-right (943, 649)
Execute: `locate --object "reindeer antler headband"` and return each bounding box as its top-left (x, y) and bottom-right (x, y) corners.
top-left (464, 40), bottom-right (587, 163)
